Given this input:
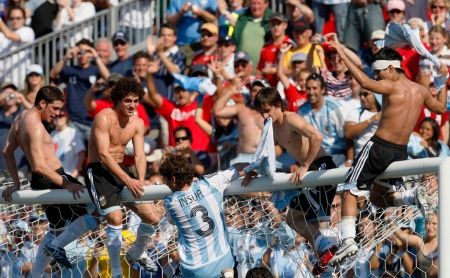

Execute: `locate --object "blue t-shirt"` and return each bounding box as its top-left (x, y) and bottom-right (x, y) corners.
top-left (108, 57), bottom-right (133, 77)
top-left (167, 0), bottom-right (217, 45)
top-left (60, 65), bottom-right (100, 125)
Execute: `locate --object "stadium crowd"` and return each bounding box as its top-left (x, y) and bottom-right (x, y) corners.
top-left (0, 0), bottom-right (448, 277)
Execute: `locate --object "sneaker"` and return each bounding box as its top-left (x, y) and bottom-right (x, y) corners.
top-left (125, 251), bottom-right (157, 272)
top-left (328, 238), bottom-right (358, 266)
top-left (415, 185), bottom-right (437, 218)
top-left (312, 245), bottom-right (338, 275)
top-left (44, 244), bottom-right (73, 269)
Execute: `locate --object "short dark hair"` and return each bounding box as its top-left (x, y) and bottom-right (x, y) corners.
top-left (245, 267), bottom-right (273, 278)
top-left (420, 117), bottom-right (441, 151)
top-left (159, 153), bottom-right (195, 190)
top-left (133, 51), bottom-right (151, 63)
top-left (306, 73), bottom-right (326, 89)
top-left (34, 86), bottom-right (65, 106)
top-left (372, 47), bottom-right (403, 62)
top-left (174, 126), bottom-right (193, 141)
top-left (160, 22), bottom-right (177, 36)
top-left (254, 87), bottom-right (285, 113)
top-left (8, 7), bottom-right (26, 19)
top-left (76, 38), bottom-right (94, 48)
top-left (110, 78), bottom-right (145, 105)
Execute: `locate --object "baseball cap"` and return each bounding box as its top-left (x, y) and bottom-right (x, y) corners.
top-left (26, 64), bottom-right (44, 76)
top-left (290, 52), bottom-right (307, 63)
top-left (293, 21), bottom-right (312, 34)
top-left (387, 0), bottom-right (405, 12)
top-left (200, 23), bottom-right (218, 35)
top-left (269, 12), bottom-right (287, 23)
top-left (190, 64), bottom-right (208, 76)
top-left (218, 35), bottom-right (235, 45)
top-left (370, 30), bottom-right (385, 41)
top-left (112, 30), bottom-right (128, 44)
top-left (234, 51), bottom-right (251, 63)
top-left (250, 79), bottom-right (270, 89)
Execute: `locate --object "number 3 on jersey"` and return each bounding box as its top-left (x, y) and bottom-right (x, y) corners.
top-left (190, 205), bottom-right (215, 237)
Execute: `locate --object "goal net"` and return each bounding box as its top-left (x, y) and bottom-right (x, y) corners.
top-left (0, 170), bottom-right (439, 278)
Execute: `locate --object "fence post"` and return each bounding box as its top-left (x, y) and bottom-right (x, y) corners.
top-left (109, 4), bottom-right (119, 39)
top-left (439, 157), bottom-right (450, 277)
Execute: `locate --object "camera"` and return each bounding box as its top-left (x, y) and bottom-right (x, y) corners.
top-left (6, 93), bottom-right (15, 101)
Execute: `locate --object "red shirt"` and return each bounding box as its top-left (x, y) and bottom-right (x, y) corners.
top-left (156, 98), bottom-right (210, 151)
top-left (414, 107), bottom-right (449, 140)
top-left (258, 36), bottom-right (291, 87)
top-left (88, 100), bottom-right (150, 128)
top-left (285, 83), bottom-right (308, 112)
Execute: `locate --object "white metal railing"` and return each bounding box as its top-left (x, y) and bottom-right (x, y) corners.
top-left (0, 157), bottom-right (448, 278)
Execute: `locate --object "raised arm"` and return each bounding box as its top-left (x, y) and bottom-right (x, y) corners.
top-left (327, 33), bottom-right (396, 95)
top-left (394, 227), bottom-right (423, 250)
top-left (212, 82), bottom-right (239, 119)
top-left (0, 18), bottom-right (21, 41)
top-left (277, 44), bottom-right (293, 89)
top-left (285, 0), bottom-right (314, 23)
top-left (50, 47), bottom-right (77, 80)
top-left (424, 65), bottom-right (448, 114)
top-left (166, 3), bottom-right (191, 26)
top-left (88, 47), bottom-right (110, 79)
top-left (132, 118), bottom-right (146, 182)
top-left (144, 68), bottom-right (163, 108)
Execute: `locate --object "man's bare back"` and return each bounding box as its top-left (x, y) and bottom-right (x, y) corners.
top-left (88, 108), bottom-right (142, 164)
top-left (236, 105), bottom-right (264, 154)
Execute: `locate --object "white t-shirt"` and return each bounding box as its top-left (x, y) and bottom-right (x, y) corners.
top-left (0, 26), bottom-right (35, 54)
top-left (345, 108), bottom-right (379, 155)
top-left (51, 126), bottom-right (86, 173)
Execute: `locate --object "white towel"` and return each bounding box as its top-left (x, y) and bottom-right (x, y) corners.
top-left (379, 21), bottom-right (448, 90)
top-left (243, 117), bottom-right (276, 177)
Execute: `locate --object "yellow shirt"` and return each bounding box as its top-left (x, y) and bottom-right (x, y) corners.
top-left (283, 43), bottom-right (324, 70)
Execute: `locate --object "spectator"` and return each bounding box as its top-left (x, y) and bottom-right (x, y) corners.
top-left (217, 0), bottom-right (246, 37)
top-left (144, 69), bottom-right (211, 152)
top-left (299, 73), bottom-right (348, 166)
top-left (386, 0), bottom-right (406, 24)
top-left (109, 30), bottom-right (134, 77)
top-left (311, 0), bottom-right (350, 42)
top-left (147, 23), bottom-right (186, 101)
top-left (258, 12), bottom-right (291, 87)
top-left (166, 0), bottom-right (217, 65)
top-left (217, 35), bottom-right (237, 80)
top-left (408, 117), bottom-right (450, 158)
top-left (285, 0), bottom-right (314, 37)
top-left (50, 110), bottom-right (86, 179)
top-left (233, 0), bottom-right (272, 69)
top-left (245, 267), bottom-right (274, 278)
top-left (129, 51), bottom-right (151, 85)
top-left (22, 64), bottom-right (45, 105)
top-left (192, 23), bottom-right (219, 68)
top-left (419, 25), bottom-right (450, 76)
top-left (343, 0), bottom-right (385, 53)
top-left (426, 0), bottom-right (450, 31)
top-left (29, 0), bottom-right (59, 38)
top-left (50, 38), bottom-right (110, 140)
top-left (95, 38), bottom-right (113, 66)
top-left (172, 126), bottom-right (212, 176)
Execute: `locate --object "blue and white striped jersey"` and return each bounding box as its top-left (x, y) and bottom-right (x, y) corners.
top-left (298, 96), bottom-right (346, 155)
top-left (164, 167), bottom-right (239, 269)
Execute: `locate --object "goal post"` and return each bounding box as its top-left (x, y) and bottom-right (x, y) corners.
top-left (439, 157), bottom-right (450, 277)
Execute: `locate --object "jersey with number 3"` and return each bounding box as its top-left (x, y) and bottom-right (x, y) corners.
top-left (164, 168), bottom-right (239, 268)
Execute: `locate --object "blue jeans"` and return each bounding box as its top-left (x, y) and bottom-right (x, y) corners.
top-left (312, 1), bottom-right (349, 42)
top-left (343, 3), bottom-right (385, 52)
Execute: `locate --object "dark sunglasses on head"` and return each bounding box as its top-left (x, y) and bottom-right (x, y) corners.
top-left (175, 136), bottom-right (190, 142)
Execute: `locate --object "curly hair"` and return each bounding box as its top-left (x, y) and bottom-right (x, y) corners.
top-left (110, 78), bottom-right (145, 106)
top-left (159, 153), bottom-right (195, 190)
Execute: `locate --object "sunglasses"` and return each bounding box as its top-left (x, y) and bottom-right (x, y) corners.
top-left (113, 40), bottom-right (127, 46)
top-left (201, 32), bottom-right (214, 38)
top-left (431, 5), bottom-right (446, 9)
top-left (234, 61), bottom-right (248, 68)
top-left (219, 42), bottom-right (233, 47)
top-left (175, 136), bottom-right (190, 142)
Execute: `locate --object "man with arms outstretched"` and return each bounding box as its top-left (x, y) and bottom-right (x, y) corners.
top-left (85, 78), bottom-right (162, 277)
top-left (245, 87), bottom-right (338, 275)
top-left (1, 86), bottom-right (98, 276)
top-left (326, 34), bottom-right (448, 264)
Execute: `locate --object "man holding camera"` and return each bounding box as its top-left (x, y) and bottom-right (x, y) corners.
top-left (50, 38), bottom-right (110, 141)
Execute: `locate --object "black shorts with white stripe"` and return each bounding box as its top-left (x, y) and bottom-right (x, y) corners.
top-left (345, 135), bottom-right (408, 191)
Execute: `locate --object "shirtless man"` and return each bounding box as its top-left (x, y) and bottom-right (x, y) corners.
top-left (213, 79), bottom-right (268, 164)
top-left (244, 87), bottom-right (338, 275)
top-left (85, 78), bottom-right (162, 277)
top-left (1, 86), bottom-right (98, 276)
top-left (326, 34), bottom-right (448, 264)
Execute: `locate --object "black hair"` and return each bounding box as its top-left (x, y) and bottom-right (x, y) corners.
top-left (76, 38), bottom-right (94, 48)
top-left (174, 126), bottom-right (193, 141)
top-left (160, 22), bottom-right (177, 36)
top-left (245, 267), bottom-right (273, 278)
top-left (8, 6), bottom-right (25, 19)
top-left (306, 73), bottom-right (326, 89)
top-left (34, 86), bottom-right (65, 106)
top-left (254, 87), bottom-right (286, 113)
top-left (110, 78), bottom-right (145, 105)
top-left (420, 117), bottom-right (442, 155)
top-left (133, 51), bottom-right (151, 63)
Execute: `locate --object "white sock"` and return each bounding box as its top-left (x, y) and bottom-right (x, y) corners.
top-left (31, 232), bottom-right (55, 278)
top-left (393, 190), bottom-right (416, 206)
top-left (127, 223), bottom-right (156, 259)
top-left (51, 214), bottom-right (98, 248)
top-left (314, 234), bottom-right (334, 253)
top-left (339, 216), bottom-right (356, 240)
top-left (106, 224), bottom-right (123, 277)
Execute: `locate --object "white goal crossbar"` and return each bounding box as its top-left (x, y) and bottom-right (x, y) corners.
top-left (0, 157), bottom-right (449, 276)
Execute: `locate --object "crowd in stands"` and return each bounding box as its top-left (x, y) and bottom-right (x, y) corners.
top-left (0, 0), bottom-right (448, 277)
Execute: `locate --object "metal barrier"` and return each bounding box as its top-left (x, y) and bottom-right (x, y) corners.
top-left (0, 0), bottom-right (165, 89)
